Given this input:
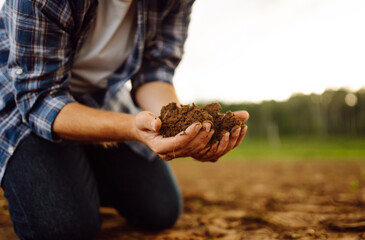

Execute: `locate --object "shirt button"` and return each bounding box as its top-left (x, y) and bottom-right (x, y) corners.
top-left (16, 68), bottom-right (23, 75)
top-left (8, 146), bottom-right (14, 154)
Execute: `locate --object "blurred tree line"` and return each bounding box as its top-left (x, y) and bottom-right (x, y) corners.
top-left (199, 88), bottom-right (365, 139)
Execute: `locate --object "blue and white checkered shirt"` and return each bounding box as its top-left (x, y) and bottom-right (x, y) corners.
top-left (0, 0), bottom-right (194, 183)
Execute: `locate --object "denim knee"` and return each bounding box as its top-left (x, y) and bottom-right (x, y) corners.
top-left (142, 197), bottom-right (182, 230)
top-left (119, 191), bottom-right (183, 231)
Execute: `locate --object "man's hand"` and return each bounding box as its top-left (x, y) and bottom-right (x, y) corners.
top-left (134, 111), bottom-right (214, 161)
top-left (134, 110), bottom-right (249, 162)
top-left (192, 110), bottom-right (249, 162)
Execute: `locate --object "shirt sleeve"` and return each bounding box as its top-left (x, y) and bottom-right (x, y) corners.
top-left (6, 0), bottom-right (76, 142)
top-left (131, 0), bottom-right (195, 94)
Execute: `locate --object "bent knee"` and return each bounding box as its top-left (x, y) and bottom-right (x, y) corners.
top-left (120, 195), bottom-right (183, 230)
top-left (134, 201), bottom-right (182, 230)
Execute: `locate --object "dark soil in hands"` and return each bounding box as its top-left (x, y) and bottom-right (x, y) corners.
top-left (158, 102), bottom-right (245, 145)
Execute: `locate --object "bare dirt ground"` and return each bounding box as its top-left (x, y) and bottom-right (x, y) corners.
top-left (1, 160), bottom-right (365, 240)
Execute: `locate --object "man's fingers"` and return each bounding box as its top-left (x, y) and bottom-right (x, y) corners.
top-left (167, 122), bottom-right (213, 157)
top-left (152, 122), bottom-right (202, 154)
top-left (192, 141), bottom-right (217, 160)
top-left (210, 126), bottom-right (241, 159)
top-left (136, 111), bottom-right (161, 132)
top-left (234, 110), bottom-right (249, 122)
top-left (233, 125), bottom-right (248, 149)
top-left (194, 145), bottom-right (211, 157)
top-left (215, 132), bottom-right (230, 156)
top-left (202, 132), bottom-right (230, 161)
top-left (225, 126), bottom-right (241, 151)
top-left (188, 122), bottom-right (214, 155)
top-left (194, 133), bottom-right (229, 162)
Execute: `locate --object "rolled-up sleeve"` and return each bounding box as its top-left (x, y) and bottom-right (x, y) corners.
top-left (6, 0), bottom-right (76, 141)
top-left (131, 0), bottom-right (195, 93)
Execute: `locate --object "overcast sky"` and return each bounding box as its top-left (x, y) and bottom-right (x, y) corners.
top-left (174, 0), bottom-right (365, 103)
top-left (1, 0), bottom-right (364, 103)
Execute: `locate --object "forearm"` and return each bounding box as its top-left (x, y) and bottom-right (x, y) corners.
top-left (135, 81), bottom-right (181, 115)
top-left (53, 102), bottom-right (138, 142)
top-left (53, 81), bottom-right (180, 142)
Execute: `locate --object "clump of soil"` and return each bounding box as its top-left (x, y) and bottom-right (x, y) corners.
top-left (202, 103), bottom-right (243, 144)
top-left (159, 102), bottom-right (244, 145)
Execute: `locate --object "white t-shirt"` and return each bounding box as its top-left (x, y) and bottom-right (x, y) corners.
top-left (70, 0), bottom-right (136, 94)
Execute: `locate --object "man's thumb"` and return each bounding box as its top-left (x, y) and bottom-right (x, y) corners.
top-left (136, 111), bottom-right (161, 132)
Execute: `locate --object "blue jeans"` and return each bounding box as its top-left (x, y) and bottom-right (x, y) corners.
top-left (1, 133), bottom-right (182, 240)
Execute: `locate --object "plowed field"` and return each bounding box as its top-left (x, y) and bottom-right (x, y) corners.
top-left (1, 160), bottom-right (365, 240)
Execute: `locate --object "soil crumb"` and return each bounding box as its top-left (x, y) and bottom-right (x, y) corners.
top-left (159, 102), bottom-right (244, 145)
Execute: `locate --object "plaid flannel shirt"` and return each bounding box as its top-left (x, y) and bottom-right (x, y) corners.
top-left (0, 0), bottom-right (194, 183)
